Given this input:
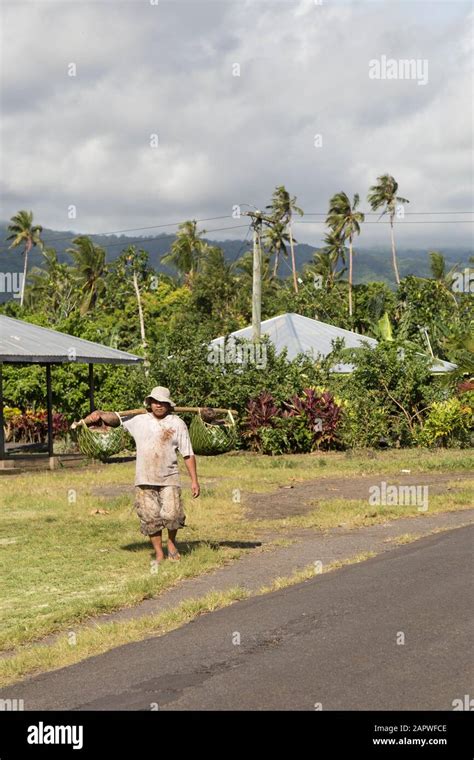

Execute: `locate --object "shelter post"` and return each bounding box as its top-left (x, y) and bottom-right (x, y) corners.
top-left (0, 363), bottom-right (5, 461)
top-left (45, 364), bottom-right (55, 468)
top-left (88, 363), bottom-right (95, 413)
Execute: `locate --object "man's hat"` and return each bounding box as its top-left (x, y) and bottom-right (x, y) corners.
top-left (144, 386), bottom-right (176, 408)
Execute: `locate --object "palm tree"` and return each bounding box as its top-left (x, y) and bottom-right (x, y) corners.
top-left (367, 174), bottom-right (409, 285)
top-left (6, 210), bottom-right (43, 307)
top-left (320, 230), bottom-right (347, 288)
top-left (234, 248), bottom-right (273, 284)
top-left (266, 186), bottom-right (303, 293)
top-left (326, 192), bottom-right (365, 316)
top-left (161, 220), bottom-right (209, 287)
top-left (429, 250), bottom-right (459, 306)
top-left (27, 247), bottom-right (78, 316)
top-left (263, 219), bottom-right (290, 278)
top-left (66, 235), bottom-right (107, 315)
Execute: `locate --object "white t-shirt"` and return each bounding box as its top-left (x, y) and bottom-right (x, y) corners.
top-left (121, 412), bottom-right (194, 486)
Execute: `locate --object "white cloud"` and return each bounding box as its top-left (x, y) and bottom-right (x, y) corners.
top-left (0, 0), bottom-right (472, 250)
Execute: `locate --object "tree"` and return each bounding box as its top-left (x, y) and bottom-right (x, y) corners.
top-left (367, 174), bottom-right (409, 285)
top-left (266, 186), bottom-right (303, 293)
top-left (326, 192), bottom-right (364, 317)
top-left (311, 230), bottom-right (347, 290)
top-left (123, 246), bottom-right (148, 351)
top-left (161, 220), bottom-right (209, 287)
top-left (26, 247), bottom-right (78, 318)
top-left (6, 210), bottom-right (43, 307)
top-left (191, 246), bottom-right (241, 332)
top-left (428, 250), bottom-right (458, 305)
top-left (263, 218), bottom-right (290, 278)
top-left (66, 235), bottom-right (107, 315)
top-left (396, 275), bottom-right (460, 358)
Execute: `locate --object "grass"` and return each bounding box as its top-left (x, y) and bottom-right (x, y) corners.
top-left (0, 587), bottom-right (250, 690)
top-left (0, 550), bottom-right (379, 689)
top-left (258, 551), bottom-right (377, 593)
top-left (0, 448), bottom-right (472, 656)
top-left (255, 484), bottom-right (473, 534)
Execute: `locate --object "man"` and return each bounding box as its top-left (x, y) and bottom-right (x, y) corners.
top-left (84, 386), bottom-right (200, 563)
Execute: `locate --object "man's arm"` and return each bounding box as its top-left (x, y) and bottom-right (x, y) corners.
top-left (183, 455), bottom-right (200, 498)
top-left (83, 410), bottom-right (122, 427)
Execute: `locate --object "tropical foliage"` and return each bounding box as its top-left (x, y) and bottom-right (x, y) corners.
top-left (1, 177), bottom-right (472, 452)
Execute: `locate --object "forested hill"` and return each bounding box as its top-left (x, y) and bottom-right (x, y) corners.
top-left (0, 223), bottom-right (470, 286)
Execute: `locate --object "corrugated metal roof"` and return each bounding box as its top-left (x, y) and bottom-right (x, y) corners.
top-left (210, 312), bottom-right (457, 373)
top-left (0, 316), bottom-right (143, 365)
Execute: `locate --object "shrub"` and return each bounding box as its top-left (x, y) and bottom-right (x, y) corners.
top-left (334, 341), bottom-right (439, 447)
top-left (337, 394), bottom-right (392, 449)
top-left (4, 409), bottom-right (69, 444)
top-left (417, 394), bottom-right (473, 448)
top-left (243, 388), bottom-right (343, 454)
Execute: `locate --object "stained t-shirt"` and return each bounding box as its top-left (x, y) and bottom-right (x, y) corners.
top-left (121, 413), bottom-right (194, 486)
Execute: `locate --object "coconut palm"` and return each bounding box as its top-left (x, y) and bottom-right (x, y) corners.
top-left (367, 174), bottom-right (409, 285)
top-left (320, 230), bottom-right (347, 288)
top-left (326, 192), bottom-right (365, 316)
top-left (27, 247), bottom-right (77, 316)
top-left (266, 185), bottom-right (303, 293)
top-left (428, 250), bottom-right (460, 306)
top-left (263, 219), bottom-right (290, 278)
top-left (161, 220), bottom-right (209, 287)
top-left (6, 210), bottom-right (44, 307)
top-left (66, 235), bottom-right (107, 315)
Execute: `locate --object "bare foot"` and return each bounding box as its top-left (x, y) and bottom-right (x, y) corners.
top-left (167, 545), bottom-right (181, 561)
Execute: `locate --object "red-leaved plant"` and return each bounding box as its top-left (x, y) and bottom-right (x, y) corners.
top-left (5, 410), bottom-right (69, 444)
top-left (241, 391), bottom-right (279, 451)
top-left (243, 388), bottom-right (342, 452)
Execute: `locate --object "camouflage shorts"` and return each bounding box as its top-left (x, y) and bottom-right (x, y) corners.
top-left (134, 485), bottom-right (185, 535)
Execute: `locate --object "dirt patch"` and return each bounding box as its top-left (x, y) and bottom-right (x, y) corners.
top-left (243, 471), bottom-right (474, 520)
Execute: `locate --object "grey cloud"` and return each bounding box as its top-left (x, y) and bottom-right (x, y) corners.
top-left (0, 0), bottom-right (472, 250)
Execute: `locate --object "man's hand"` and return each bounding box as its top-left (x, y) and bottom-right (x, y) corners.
top-left (83, 410), bottom-right (102, 425)
top-left (184, 455), bottom-right (200, 497)
top-left (82, 410), bottom-right (121, 427)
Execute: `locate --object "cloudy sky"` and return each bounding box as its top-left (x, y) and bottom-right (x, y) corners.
top-left (0, 0), bottom-right (472, 250)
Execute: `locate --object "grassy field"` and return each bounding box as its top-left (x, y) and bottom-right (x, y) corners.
top-left (0, 447), bottom-right (472, 659)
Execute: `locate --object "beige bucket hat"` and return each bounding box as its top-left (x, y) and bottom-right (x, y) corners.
top-left (144, 386), bottom-right (176, 408)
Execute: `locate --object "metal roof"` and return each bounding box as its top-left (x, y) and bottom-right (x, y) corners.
top-left (210, 312), bottom-right (457, 374)
top-left (0, 315), bottom-right (143, 365)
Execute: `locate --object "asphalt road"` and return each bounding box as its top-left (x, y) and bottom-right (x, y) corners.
top-left (1, 525), bottom-right (472, 710)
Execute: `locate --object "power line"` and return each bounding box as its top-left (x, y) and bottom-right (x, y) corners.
top-left (295, 220), bottom-right (473, 225)
top-left (0, 222), bottom-right (252, 255)
top-left (3, 209), bottom-right (472, 251)
top-left (304, 211), bottom-right (473, 216)
top-left (233, 222), bottom-right (253, 260)
top-left (88, 223), bottom-right (252, 251)
top-left (37, 214), bottom-right (233, 247)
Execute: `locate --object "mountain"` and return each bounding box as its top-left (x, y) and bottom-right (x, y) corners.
top-left (0, 222), bottom-right (471, 303)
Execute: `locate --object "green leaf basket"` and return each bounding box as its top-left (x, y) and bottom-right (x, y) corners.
top-left (189, 409), bottom-right (237, 455)
top-left (74, 420), bottom-right (133, 462)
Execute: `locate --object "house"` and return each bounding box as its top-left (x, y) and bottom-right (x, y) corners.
top-left (209, 312), bottom-right (457, 373)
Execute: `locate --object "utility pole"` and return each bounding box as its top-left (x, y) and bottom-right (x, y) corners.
top-left (242, 210), bottom-right (273, 341)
